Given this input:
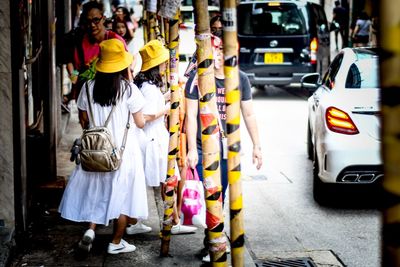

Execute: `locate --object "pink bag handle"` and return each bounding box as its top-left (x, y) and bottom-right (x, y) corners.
top-left (186, 168), bottom-right (200, 181)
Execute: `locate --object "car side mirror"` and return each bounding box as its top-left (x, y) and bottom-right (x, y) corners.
top-left (301, 73), bottom-right (320, 92)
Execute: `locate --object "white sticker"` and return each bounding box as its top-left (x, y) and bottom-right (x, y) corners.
top-left (146, 0), bottom-right (157, 13)
top-left (158, 0), bottom-right (180, 19)
top-left (222, 8), bottom-right (237, 32)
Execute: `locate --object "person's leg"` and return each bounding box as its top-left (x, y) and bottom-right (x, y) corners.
top-left (108, 215), bottom-right (136, 254)
top-left (171, 165), bottom-right (197, 234)
top-left (127, 217), bottom-right (138, 225)
top-left (78, 222), bottom-right (96, 252)
top-left (334, 30), bottom-right (339, 50)
top-left (340, 28), bottom-right (346, 48)
top-left (220, 159), bottom-right (228, 203)
top-left (176, 165), bottom-right (187, 220)
top-left (111, 215), bottom-right (127, 244)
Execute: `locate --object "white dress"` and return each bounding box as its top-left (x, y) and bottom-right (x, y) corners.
top-left (59, 80), bottom-right (148, 226)
top-left (139, 82), bottom-right (169, 186)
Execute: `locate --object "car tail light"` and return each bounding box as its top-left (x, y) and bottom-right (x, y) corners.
top-left (325, 107), bottom-right (359, 135)
top-left (310, 38), bottom-right (318, 64)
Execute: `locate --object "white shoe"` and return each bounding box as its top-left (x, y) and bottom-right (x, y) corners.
top-left (202, 253), bottom-right (210, 262)
top-left (171, 223), bottom-right (197, 235)
top-left (125, 221), bottom-right (152, 235)
top-left (224, 235), bottom-right (231, 253)
top-left (78, 229), bottom-right (95, 252)
top-left (226, 243), bottom-right (231, 253)
top-left (107, 239), bottom-right (136, 254)
top-left (202, 246), bottom-right (230, 263)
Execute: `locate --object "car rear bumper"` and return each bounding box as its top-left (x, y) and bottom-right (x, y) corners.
top-left (246, 72), bottom-right (310, 86)
top-left (243, 65), bottom-right (315, 86)
top-left (317, 135), bottom-right (382, 184)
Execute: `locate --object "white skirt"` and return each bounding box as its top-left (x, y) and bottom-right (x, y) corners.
top-left (58, 138), bottom-right (148, 225)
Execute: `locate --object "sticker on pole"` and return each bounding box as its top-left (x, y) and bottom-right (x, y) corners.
top-left (158, 0), bottom-right (180, 19)
top-left (145, 0), bottom-right (157, 13)
top-left (222, 8), bottom-right (237, 32)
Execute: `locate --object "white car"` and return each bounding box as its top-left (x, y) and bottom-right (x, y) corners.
top-left (302, 47), bottom-right (382, 203)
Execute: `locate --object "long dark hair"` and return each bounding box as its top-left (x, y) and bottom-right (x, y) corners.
top-left (81, 1), bottom-right (104, 24)
top-left (134, 65), bottom-right (163, 89)
top-left (93, 68), bottom-right (131, 106)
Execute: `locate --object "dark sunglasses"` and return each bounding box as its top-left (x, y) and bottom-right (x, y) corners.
top-left (87, 16), bottom-right (103, 25)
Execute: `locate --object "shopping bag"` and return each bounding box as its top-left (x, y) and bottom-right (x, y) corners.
top-left (180, 168), bottom-right (206, 228)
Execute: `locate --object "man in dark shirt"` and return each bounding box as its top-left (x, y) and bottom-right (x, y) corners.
top-left (185, 34), bottom-right (262, 262)
top-left (185, 35), bottom-right (262, 201)
top-left (332, 0), bottom-right (349, 49)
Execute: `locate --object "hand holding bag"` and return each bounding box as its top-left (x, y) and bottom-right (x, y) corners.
top-left (180, 168), bottom-right (206, 228)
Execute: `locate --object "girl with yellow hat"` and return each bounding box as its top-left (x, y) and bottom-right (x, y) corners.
top-left (133, 40), bottom-right (197, 235)
top-left (134, 40), bottom-right (170, 187)
top-left (59, 38), bottom-right (148, 255)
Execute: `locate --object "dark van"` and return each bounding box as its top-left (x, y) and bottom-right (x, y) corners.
top-left (237, 0), bottom-right (330, 88)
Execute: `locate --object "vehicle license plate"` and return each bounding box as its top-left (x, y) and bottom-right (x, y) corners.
top-left (264, 52), bottom-right (283, 64)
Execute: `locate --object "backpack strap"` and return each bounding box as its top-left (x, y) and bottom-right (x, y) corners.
top-left (85, 82), bottom-right (131, 157)
top-left (119, 112), bottom-right (131, 157)
top-left (85, 82), bottom-right (115, 128)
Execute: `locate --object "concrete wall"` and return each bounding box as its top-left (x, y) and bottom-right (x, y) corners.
top-left (0, 0), bottom-right (15, 235)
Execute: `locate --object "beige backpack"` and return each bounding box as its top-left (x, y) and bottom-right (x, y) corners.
top-left (79, 83), bottom-right (130, 172)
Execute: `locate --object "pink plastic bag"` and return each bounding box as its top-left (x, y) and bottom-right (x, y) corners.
top-left (180, 168), bottom-right (206, 228)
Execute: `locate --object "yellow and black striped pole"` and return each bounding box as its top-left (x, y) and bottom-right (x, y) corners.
top-left (221, 1), bottom-right (244, 265)
top-left (193, 0), bottom-right (227, 265)
top-left (148, 11), bottom-right (157, 41)
top-left (160, 10), bottom-right (180, 257)
top-left (142, 4), bottom-right (148, 44)
top-left (380, 1), bottom-right (400, 266)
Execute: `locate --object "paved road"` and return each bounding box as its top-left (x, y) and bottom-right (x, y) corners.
top-left (239, 86), bottom-right (381, 267)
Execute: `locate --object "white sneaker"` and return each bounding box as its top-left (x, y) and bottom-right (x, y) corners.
top-left (171, 223), bottom-right (197, 235)
top-left (78, 229), bottom-right (95, 252)
top-left (202, 247), bottom-right (230, 263)
top-left (202, 253), bottom-right (210, 262)
top-left (226, 243), bottom-right (231, 253)
top-left (125, 221), bottom-right (152, 235)
top-left (107, 239), bottom-right (136, 254)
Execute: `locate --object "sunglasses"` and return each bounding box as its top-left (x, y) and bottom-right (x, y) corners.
top-left (87, 16), bottom-right (103, 25)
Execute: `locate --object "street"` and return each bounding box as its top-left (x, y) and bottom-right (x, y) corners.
top-left (237, 86), bottom-right (381, 267)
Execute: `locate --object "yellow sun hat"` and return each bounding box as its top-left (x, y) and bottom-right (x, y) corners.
top-left (96, 39), bottom-right (133, 73)
top-left (139, 39), bottom-right (169, 72)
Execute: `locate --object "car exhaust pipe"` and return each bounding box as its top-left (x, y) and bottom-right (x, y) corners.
top-left (340, 173), bottom-right (383, 183)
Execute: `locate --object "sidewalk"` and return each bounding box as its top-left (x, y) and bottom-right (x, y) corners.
top-left (7, 102), bottom-right (255, 267)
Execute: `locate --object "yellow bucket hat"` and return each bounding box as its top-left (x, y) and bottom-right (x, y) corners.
top-left (139, 40), bottom-right (169, 72)
top-left (96, 39), bottom-right (133, 73)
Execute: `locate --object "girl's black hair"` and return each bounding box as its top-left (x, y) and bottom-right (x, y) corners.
top-left (92, 68), bottom-right (131, 106)
top-left (210, 14), bottom-right (222, 27)
top-left (116, 6), bottom-right (133, 23)
top-left (81, 1), bottom-right (104, 23)
top-left (134, 65), bottom-right (163, 89)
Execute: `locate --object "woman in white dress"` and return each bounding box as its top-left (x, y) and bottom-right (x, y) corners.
top-left (58, 38), bottom-right (148, 255)
top-left (133, 40), bottom-right (197, 235)
top-left (134, 39), bottom-right (171, 187)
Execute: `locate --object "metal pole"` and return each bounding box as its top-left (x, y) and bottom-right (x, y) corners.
top-left (221, 1), bottom-right (244, 266)
top-left (193, 0), bottom-right (227, 265)
top-left (380, 0), bottom-right (400, 266)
